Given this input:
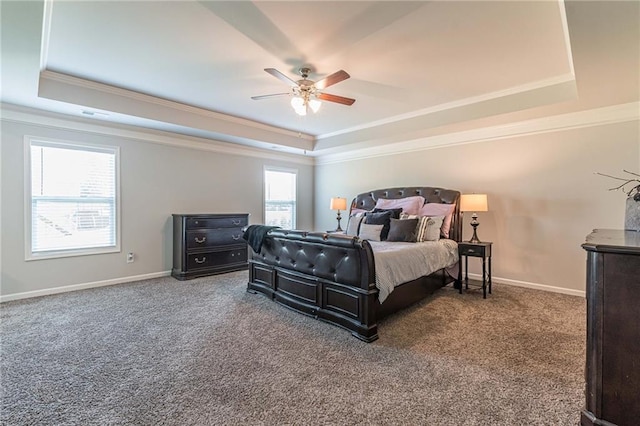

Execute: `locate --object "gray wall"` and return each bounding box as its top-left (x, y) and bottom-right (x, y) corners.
top-left (0, 114), bottom-right (313, 298)
top-left (2, 108), bottom-right (638, 298)
top-left (315, 120), bottom-right (639, 293)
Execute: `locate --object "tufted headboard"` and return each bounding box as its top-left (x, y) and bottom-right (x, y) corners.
top-left (350, 186), bottom-right (462, 242)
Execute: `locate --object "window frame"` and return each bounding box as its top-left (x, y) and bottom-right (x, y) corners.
top-left (263, 166), bottom-right (297, 229)
top-left (24, 136), bottom-right (121, 261)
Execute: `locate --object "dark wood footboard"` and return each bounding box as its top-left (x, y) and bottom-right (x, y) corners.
top-left (248, 229), bottom-right (380, 341)
top-left (247, 229), bottom-right (455, 342)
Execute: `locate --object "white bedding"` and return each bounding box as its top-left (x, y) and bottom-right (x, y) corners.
top-left (369, 239), bottom-right (459, 303)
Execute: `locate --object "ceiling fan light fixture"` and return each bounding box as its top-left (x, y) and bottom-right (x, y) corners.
top-left (291, 96), bottom-right (307, 115)
top-left (290, 93), bottom-right (321, 116)
top-left (309, 98), bottom-right (321, 113)
top-left (291, 96), bottom-right (304, 109)
top-left (254, 67), bottom-right (354, 116)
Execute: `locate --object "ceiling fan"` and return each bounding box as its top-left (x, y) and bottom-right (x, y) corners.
top-left (252, 67), bottom-right (356, 116)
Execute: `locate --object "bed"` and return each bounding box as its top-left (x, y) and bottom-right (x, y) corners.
top-left (246, 186), bottom-right (462, 342)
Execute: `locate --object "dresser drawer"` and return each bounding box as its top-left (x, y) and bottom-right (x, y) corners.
top-left (459, 244), bottom-right (486, 257)
top-left (186, 216), bottom-right (247, 230)
top-left (186, 228), bottom-right (244, 249)
top-left (187, 247), bottom-right (248, 270)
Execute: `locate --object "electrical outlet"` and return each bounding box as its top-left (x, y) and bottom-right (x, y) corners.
top-left (126, 252), bottom-right (134, 263)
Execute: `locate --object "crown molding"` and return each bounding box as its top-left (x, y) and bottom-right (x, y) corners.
top-left (0, 103), bottom-right (315, 166)
top-left (38, 70), bottom-right (315, 151)
top-left (314, 74), bottom-right (578, 151)
top-left (557, 0), bottom-right (575, 77)
top-left (315, 102), bottom-right (640, 165)
top-left (316, 73), bottom-right (577, 141)
top-left (40, 70), bottom-right (311, 138)
top-left (3, 100), bottom-right (636, 169)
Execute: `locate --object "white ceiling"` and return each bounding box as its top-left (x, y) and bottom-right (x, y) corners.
top-left (0, 1), bottom-right (586, 156)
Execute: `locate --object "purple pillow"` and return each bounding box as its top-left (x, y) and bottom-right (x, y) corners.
top-left (419, 203), bottom-right (456, 238)
top-left (374, 196), bottom-right (425, 215)
top-left (350, 208), bottom-right (370, 216)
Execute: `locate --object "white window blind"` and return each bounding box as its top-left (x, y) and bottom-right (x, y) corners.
top-left (264, 168), bottom-right (297, 229)
top-left (27, 139), bottom-right (119, 259)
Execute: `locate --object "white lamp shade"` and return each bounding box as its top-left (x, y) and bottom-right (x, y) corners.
top-left (330, 197), bottom-right (347, 211)
top-left (460, 194), bottom-right (488, 212)
top-left (309, 99), bottom-right (321, 113)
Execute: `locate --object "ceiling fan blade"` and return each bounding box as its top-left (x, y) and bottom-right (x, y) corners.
top-left (317, 92), bottom-right (356, 106)
top-left (264, 68), bottom-right (298, 87)
top-left (314, 70), bottom-right (350, 90)
top-left (251, 93), bottom-right (290, 100)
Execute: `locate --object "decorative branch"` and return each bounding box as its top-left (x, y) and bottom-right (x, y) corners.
top-left (596, 170), bottom-right (640, 201)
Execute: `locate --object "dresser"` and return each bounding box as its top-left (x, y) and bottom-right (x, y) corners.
top-left (581, 229), bottom-right (640, 426)
top-left (172, 213), bottom-right (249, 280)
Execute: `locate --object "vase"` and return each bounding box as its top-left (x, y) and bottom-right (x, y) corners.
top-left (625, 197), bottom-right (640, 231)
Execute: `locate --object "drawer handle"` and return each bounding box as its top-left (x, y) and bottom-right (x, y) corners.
top-left (232, 219), bottom-right (241, 225)
top-left (194, 257), bottom-right (206, 264)
top-left (466, 249), bottom-right (476, 253)
top-left (232, 234), bottom-right (240, 240)
top-left (231, 253), bottom-right (235, 257)
top-left (194, 236), bottom-right (206, 244)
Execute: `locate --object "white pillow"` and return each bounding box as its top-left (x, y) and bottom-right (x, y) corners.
top-left (345, 215), bottom-right (364, 236)
top-left (415, 216), bottom-right (444, 242)
top-left (358, 223), bottom-right (384, 241)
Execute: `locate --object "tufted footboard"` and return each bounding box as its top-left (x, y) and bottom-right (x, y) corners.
top-left (247, 229), bottom-right (380, 342)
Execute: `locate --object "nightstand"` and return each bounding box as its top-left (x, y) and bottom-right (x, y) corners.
top-left (458, 241), bottom-right (492, 298)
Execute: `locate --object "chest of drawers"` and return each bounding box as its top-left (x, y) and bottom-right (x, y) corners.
top-left (581, 229), bottom-right (640, 426)
top-left (172, 213), bottom-right (249, 280)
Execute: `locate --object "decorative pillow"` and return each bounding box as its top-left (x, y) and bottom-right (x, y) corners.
top-left (419, 203), bottom-right (456, 238)
top-left (387, 218), bottom-right (419, 242)
top-left (415, 216), bottom-right (444, 242)
top-left (358, 224), bottom-right (384, 241)
top-left (350, 208), bottom-right (370, 216)
top-left (372, 207), bottom-right (403, 220)
top-left (364, 211), bottom-right (393, 240)
top-left (374, 196), bottom-right (425, 216)
top-left (345, 214), bottom-right (364, 236)
top-left (400, 212), bottom-right (419, 220)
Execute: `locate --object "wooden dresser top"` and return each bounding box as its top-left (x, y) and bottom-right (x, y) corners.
top-left (583, 229), bottom-right (640, 254)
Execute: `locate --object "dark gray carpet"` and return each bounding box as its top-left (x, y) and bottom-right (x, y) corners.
top-left (1, 271), bottom-right (585, 425)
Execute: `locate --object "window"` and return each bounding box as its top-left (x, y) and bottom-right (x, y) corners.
top-left (264, 167), bottom-right (297, 229)
top-left (25, 137), bottom-right (120, 260)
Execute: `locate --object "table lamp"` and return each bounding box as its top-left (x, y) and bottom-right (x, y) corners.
top-left (460, 194), bottom-right (488, 243)
top-left (330, 197), bottom-right (347, 232)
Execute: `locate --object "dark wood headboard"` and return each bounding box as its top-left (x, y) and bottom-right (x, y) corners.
top-left (349, 186), bottom-right (462, 242)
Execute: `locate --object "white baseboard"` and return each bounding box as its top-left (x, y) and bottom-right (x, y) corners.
top-left (466, 272), bottom-right (585, 298)
top-left (0, 271), bottom-right (172, 303)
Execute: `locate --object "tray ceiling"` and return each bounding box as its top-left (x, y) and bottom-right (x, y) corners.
top-left (2, 1), bottom-right (576, 155)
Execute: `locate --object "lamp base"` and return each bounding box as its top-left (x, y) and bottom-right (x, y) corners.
top-left (334, 211), bottom-right (343, 232)
top-left (468, 214), bottom-right (481, 243)
top-left (469, 224), bottom-right (481, 243)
